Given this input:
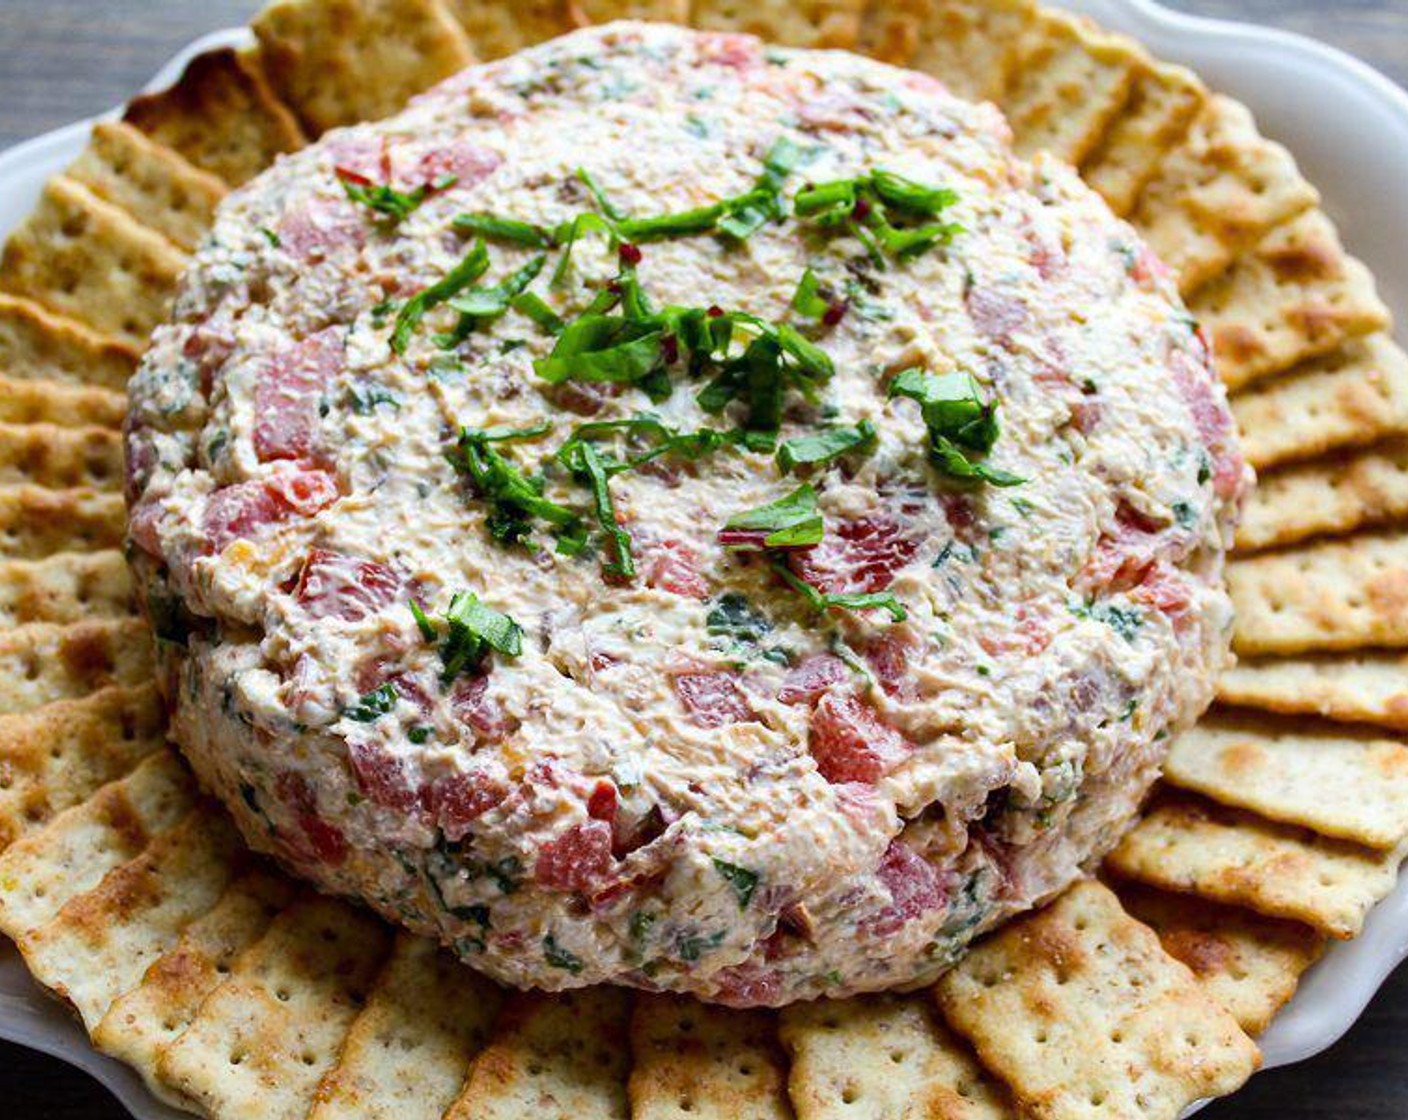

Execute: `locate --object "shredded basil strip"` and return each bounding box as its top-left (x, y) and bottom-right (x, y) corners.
top-left (340, 177), bottom-right (429, 224)
top-left (543, 933), bottom-right (584, 973)
top-left (576, 167), bottom-right (627, 221)
top-left (793, 168), bottom-right (961, 263)
top-left (557, 414), bottom-right (739, 470)
top-left (511, 291), bottom-right (565, 334)
top-left (776, 419), bottom-right (876, 473)
top-left (773, 562), bottom-right (909, 623)
top-left (711, 858), bottom-right (759, 909)
top-left (721, 483), bottom-right (824, 549)
top-left (454, 427), bottom-right (583, 548)
top-left (888, 368), bottom-right (1023, 487)
top-left (391, 240), bottom-right (490, 353)
top-left (534, 315), bottom-right (665, 386)
top-left (409, 600), bottom-right (437, 643)
top-left (345, 682), bottom-right (398, 722)
top-left (452, 212), bottom-right (554, 247)
top-left (438, 590), bottom-right (524, 682)
top-left (790, 268), bottom-right (831, 320)
top-left (571, 441), bottom-right (635, 580)
top-left (448, 254), bottom-right (547, 319)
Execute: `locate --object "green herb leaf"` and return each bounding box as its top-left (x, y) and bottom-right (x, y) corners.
top-left (790, 268), bottom-right (831, 320)
top-left (510, 291), bottom-right (565, 334)
top-left (776, 419), bottom-right (876, 473)
top-left (868, 170), bottom-right (959, 215)
top-left (576, 167), bottom-right (627, 221)
top-left (340, 176), bottom-right (428, 224)
top-left (572, 441), bottom-right (635, 580)
top-left (542, 933), bottom-right (584, 973)
top-left (534, 315), bottom-right (665, 386)
top-left (453, 427), bottom-right (582, 547)
top-left (409, 600), bottom-right (437, 643)
top-left (711, 858), bottom-right (759, 908)
top-left (452, 212), bottom-right (553, 247)
top-left (439, 591), bottom-right (523, 682)
top-left (345, 682), bottom-right (397, 722)
top-left (448, 253), bottom-right (547, 319)
top-left (705, 593), bottom-right (771, 642)
top-left (392, 240), bottom-right (490, 354)
top-left (889, 368), bottom-right (1023, 487)
top-left (618, 202), bottom-right (727, 242)
top-left (773, 562), bottom-right (908, 622)
top-left (721, 484), bottom-right (824, 550)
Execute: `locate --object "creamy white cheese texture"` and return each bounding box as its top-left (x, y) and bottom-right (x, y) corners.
top-left (124, 21), bottom-right (1247, 1006)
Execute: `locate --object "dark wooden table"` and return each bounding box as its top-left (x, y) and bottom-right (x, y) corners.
top-left (0, 1), bottom-right (1405, 1116)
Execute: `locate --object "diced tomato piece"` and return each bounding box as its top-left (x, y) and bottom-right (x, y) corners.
top-left (273, 771), bottom-right (348, 865)
top-left (428, 769), bottom-right (508, 841)
top-left (254, 328), bottom-right (343, 463)
top-left (1171, 345), bottom-right (1245, 502)
top-left (294, 549), bottom-right (401, 621)
top-left (808, 693), bottom-right (912, 784)
top-left (863, 633), bottom-right (916, 699)
top-left (966, 286), bottom-right (1026, 344)
top-left (777, 654), bottom-right (848, 706)
top-left (978, 609), bottom-right (1052, 657)
top-left (535, 819), bottom-right (614, 893)
top-left (326, 134), bottom-right (389, 184)
top-left (672, 671), bottom-right (757, 728)
top-left (278, 198), bottom-right (366, 262)
top-left (644, 540), bottom-right (710, 600)
top-left (1129, 245), bottom-right (1172, 289)
top-left (412, 143), bottom-right (502, 189)
top-left (1131, 562), bottom-right (1193, 620)
top-left (788, 513), bottom-right (919, 595)
top-left (698, 32), bottom-right (762, 70)
top-left (861, 839), bottom-right (947, 937)
top-left (347, 739), bottom-right (420, 813)
top-left (711, 963), bottom-right (784, 1008)
top-left (450, 673), bottom-right (517, 741)
top-left (203, 468), bottom-right (339, 552)
top-left (587, 780), bottom-right (618, 823)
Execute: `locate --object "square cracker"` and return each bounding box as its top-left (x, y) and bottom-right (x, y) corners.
top-left (92, 871), bottom-right (296, 1106)
top-left (628, 993), bottom-right (791, 1120)
top-left (156, 895), bottom-right (394, 1120)
top-left (253, 0), bottom-right (475, 135)
top-left (0, 750), bottom-right (193, 939)
top-left (0, 293), bottom-right (137, 390)
top-left (20, 808), bottom-right (244, 1030)
top-left (0, 682), bottom-right (162, 852)
top-left (934, 880), bottom-right (1259, 1120)
top-left (690, 0), bottom-right (864, 50)
top-left (446, 987), bottom-right (632, 1120)
top-left (1081, 60), bottom-right (1205, 217)
top-left (124, 46), bottom-right (306, 187)
top-left (998, 9), bottom-right (1142, 166)
top-left (1114, 883), bottom-right (1324, 1036)
top-left (857, 0), bottom-right (1035, 102)
top-left (1227, 529), bottom-right (1408, 655)
top-left (0, 618), bottom-right (154, 716)
top-left (0, 550), bottom-right (133, 629)
top-left (1235, 436), bottom-right (1408, 553)
top-left (1163, 709), bottom-right (1408, 849)
top-left (1105, 793), bottom-right (1405, 939)
top-left (0, 485), bottom-right (126, 561)
top-left (65, 121), bottom-right (227, 253)
top-left (0, 422), bottom-right (123, 491)
top-left (1231, 334), bottom-right (1408, 472)
top-left (1133, 95), bottom-right (1318, 296)
top-left (0, 376), bottom-right (126, 428)
top-left (1193, 209), bottom-right (1390, 392)
top-left (0, 177), bottom-right (187, 350)
top-left (308, 932), bottom-right (503, 1120)
top-left (441, 0), bottom-right (575, 60)
top-left (1218, 650), bottom-right (1408, 733)
top-left (779, 993), bottom-right (1015, 1119)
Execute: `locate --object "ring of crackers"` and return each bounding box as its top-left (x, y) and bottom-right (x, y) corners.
top-left (0, 2), bottom-right (1403, 1118)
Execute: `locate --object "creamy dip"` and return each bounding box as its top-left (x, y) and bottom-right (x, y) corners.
top-left (125, 21), bottom-right (1247, 1006)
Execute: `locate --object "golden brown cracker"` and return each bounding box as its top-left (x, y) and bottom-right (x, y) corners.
top-left (0, 485), bottom-right (126, 559)
top-left (0, 618), bottom-right (155, 716)
top-left (0, 376), bottom-right (126, 428)
top-left (690, 0), bottom-right (864, 50)
top-left (440, 0), bottom-right (573, 63)
top-left (858, 0), bottom-right (1035, 101)
top-left (1218, 650), bottom-right (1408, 733)
top-left (0, 550), bottom-right (133, 628)
top-left (0, 293), bottom-right (137, 390)
top-left (0, 422), bottom-right (123, 491)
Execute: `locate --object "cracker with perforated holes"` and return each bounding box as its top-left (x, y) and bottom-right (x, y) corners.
top-left (0, 423), bottom-right (123, 491)
top-left (446, 987), bottom-right (632, 1120)
top-left (65, 121), bottom-right (227, 253)
top-left (93, 871), bottom-right (297, 1106)
top-left (123, 46), bottom-right (307, 187)
top-left (308, 931), bottom-right (503, 1120)
top-left (1164, 710), bottom-right (1408, 849)
top-left (934, 880), bottom-right (1259, 1120)
top-left (1236, 437), bottom-right (1408, 553)
top-left (1228, 530), bottom-right (1408, 654)
top-left (20, 808), bottom-right (244, 1030)
top-left (0, 376), bottom-right (126, 428)
top-left (998, 9), bottom-right (1143, 165)
top-left (1231, 334), bottom-right (1408, 472)
top-left (779, 993), bottom-right (1015, 1119)
top-left (1081, 60), bottom-right (1205, 216)
top-left (627, 993), bottom-right (790, 1120)
top-left (1133, 95), bottom-right (1318, 295)
top-left (439, 0), bottom-right (575, 60)
top-left (690, 0), bottom-right (864, 50)
top-left (0, 293), bottom-right (136, 390)
top-left (0, 683), bottom-right (163, 851)
top-left (156, 895), bottom-right (394, 1120)
top-left (1218, 650), bottom-right (1408, 732)
top-left (0, 750), bottom-right (193, 939)
top-left (856, 0), bottom-right (1036, 100)
top-left (0, 485), bottom-right (126, 560)
top-left (0, 618), bottom-right (154, 716)
top-left (0, 551), bottom-right (133, 629)
top-left (1115, 883), bottom-right (1324, 1035)
top-left (1106, 794), bottom-right (1405, 939)
top-left (1193, 209), bottom-right (1390, 392)
top-left (0, 177), bottom-right (187, 349)
top-left (252, 0), bottom-right (474, 135)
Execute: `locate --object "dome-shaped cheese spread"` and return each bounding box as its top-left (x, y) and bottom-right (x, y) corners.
top-left (125, 21), bottom-right (1247, 1006)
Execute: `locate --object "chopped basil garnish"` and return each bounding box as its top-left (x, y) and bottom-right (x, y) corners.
top-left (391, 240), bottom-right (490, 353)
top-left (452, 212), bottom-right (553, 246)
top-left (557, 414), bottom-right (738, 471)
top-left (790, 268), bottom-right (831, 320)
top-left (720, 484), bottom-right (824, 550)
top-left (511, 291), bottom-right (565, 334)
top-left (794, 168), bottom-right (961, 265)
top-left (453, 427), bottom-right (583, 549)
top-left (706, 593), bottom-right (772, 642)
top-left (345, 682), bottom-right (398, 722)
top-left (448, 254), bottom-right (547, 320)
top-left (257, 226), bottom-right (281, 248)
top-left (776, 419), bottom-right (876, 473)
top-left (339, 175), bottom-right (429, 224)
top-left (434, 591), bottom-right (524, 682)
top-left (774, 562), bottom-right (908, 623)
top-left (543, 933), bottom-right (584, 973)
top-left (888, 368), bottom-right (1023, 487)
top-left (711, 858), bottom-right (759, 908)
top-left (565, 440), bottom-right (635, 580)
top-left (535, 314), bottom-right (667, 389)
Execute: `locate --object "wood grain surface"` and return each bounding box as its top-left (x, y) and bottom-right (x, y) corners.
top-left (0, 1), bottom-right (1405, 1117)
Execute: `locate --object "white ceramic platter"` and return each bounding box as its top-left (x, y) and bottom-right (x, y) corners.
top-left (1, 5), bottom-right (1406, 1117)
